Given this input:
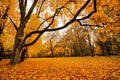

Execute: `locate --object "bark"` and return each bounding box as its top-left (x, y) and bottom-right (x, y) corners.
top-left (10, 46), bottom-right (22, 65)
top-left (20, 47), bottom-right (27, 63)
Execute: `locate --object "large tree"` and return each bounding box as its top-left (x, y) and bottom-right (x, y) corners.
top-left (2, 0), bottom-right (97, 65)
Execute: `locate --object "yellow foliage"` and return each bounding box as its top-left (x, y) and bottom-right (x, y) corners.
top-left (99, 35), bottom-right (107, 43)
top-left (25, 14), bottom-right (40, 35)
top-left (55, 47), bottom-right (64, 53)
top-left (50, 0), bottom-right (56, 12)
top-left (1, 24), bottom-right (16, 50)
top-left (58, 0), bottom-right (69, 6)
top-left (95, 46), bottom-right (102, 54)
top-left (27, 38), bottom-right (44, 57)
top-left (84, 31), bottom-right (88, 36)
top-left (71, 21), bottom-right (79, 27)
top-left (51, 19), bottom-right (58, 28)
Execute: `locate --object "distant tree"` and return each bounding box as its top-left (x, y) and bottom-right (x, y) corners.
top-left (59, 25), bottom-right (89, 57)
top-left (47, 33), bottom-right (58, 58)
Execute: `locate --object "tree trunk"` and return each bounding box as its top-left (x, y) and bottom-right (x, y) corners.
top-left (10, 29), bottom-right (24, 65)
top-left (88, 34), bottom-right (94, 57)
top-left (20, 47), bottom-right (27, 63)
top-left (51, 50), bottom-right (54, 58)
top-left (10, 46), bottom-right (22, 65)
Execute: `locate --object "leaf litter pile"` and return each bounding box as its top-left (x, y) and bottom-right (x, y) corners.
top-left (0, 56), bottom-right (120, 80)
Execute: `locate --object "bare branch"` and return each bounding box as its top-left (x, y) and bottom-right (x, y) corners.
top-left (9, 18), bottom-right (18, 31)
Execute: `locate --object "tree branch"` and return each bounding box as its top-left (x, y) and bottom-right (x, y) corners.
top-left (24, 0), bottom-right (38, 24)
top-left (23, 33), bottom-right (43, 47)
top-left (37, 0), bottom-right (46, 17)
top-left (9, 18), bottom-right (18, 31)
top-left (74, 0), bottom-right (91, 19)
top-left (19, 0), bottom-right (26, 21)
top-left (76, 0), bottom-right (96, 21)
top-left (23, 0), bottom-right (27, 12)
top-left (63, 6), bottom-right (74, 16)
top-left (77, 20), bottom-right (103, 28)
top-left (45, 0), bottom-right (92, 32)
top-left (46, 18), bottom-right (75, 32)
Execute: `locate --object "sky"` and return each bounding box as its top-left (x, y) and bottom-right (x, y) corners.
top-left (27, 0), bottom-right (36, 13)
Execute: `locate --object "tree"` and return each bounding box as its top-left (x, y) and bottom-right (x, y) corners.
top-left (45, 32), bottom-right (59, 58)
top-left (58, 24), bottom-right (89, 57)
top-left (1, 0), bottom-right (97, 65)
top-left (0, 0), bottom-right (10, 60)
top-left (68, 26), bottom-right (87, 56)
top-left (49, 34), bottom-right (57, 58)
top-left (87, 32), bottom-right (95, 57)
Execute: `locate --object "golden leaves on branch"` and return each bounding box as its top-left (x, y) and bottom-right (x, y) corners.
top-left (25, 14), bottom-right (40, 34)
top-left (51, 19), bottom-right (58, 28)
top-left (99, 35), bottom-right (107, 43)
top-left (58, 0), bottom-right (69, 6)
top-left (50, 0), bottom-right (57, 12)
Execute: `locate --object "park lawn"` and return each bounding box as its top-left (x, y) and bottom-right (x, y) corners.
top-left (0, 56), bottom-right (120, 80)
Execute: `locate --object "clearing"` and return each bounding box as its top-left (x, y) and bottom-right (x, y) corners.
top-left (0, 56), bottom-right (120, 80)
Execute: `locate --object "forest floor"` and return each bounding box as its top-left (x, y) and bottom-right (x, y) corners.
top-left (0, 56), bottom-right (120, 80)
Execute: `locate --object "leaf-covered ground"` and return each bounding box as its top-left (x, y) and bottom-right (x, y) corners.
top-left (0, 56), bottom-right (120, 80)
